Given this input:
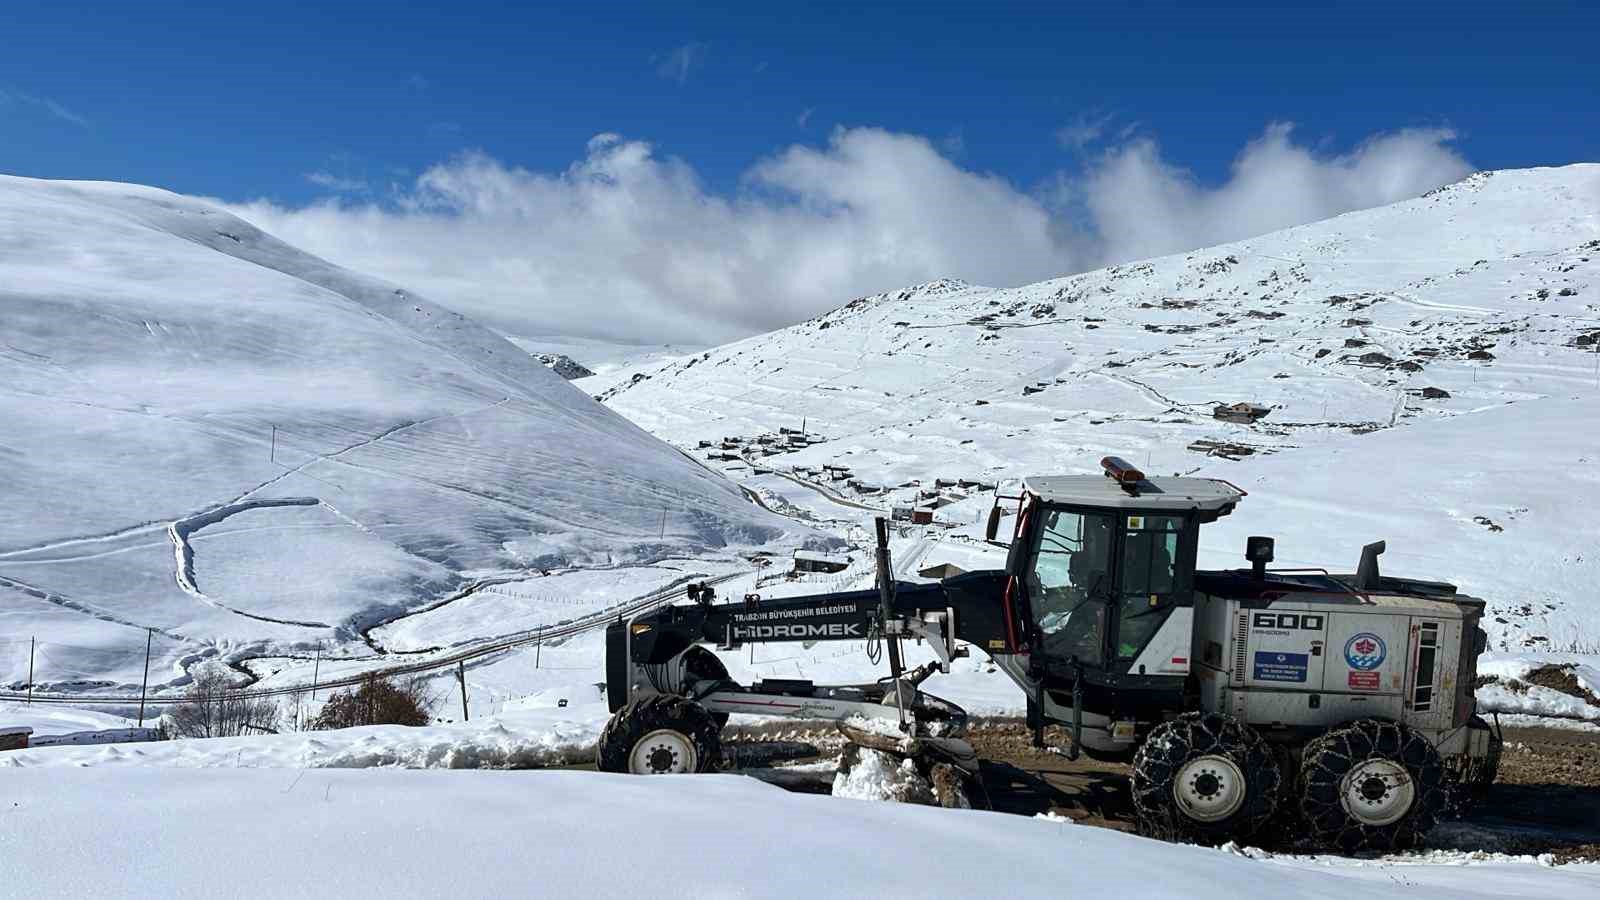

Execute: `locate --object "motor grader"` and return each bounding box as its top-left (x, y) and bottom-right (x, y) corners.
top-left (597, 457), bottom-right (1499, 850)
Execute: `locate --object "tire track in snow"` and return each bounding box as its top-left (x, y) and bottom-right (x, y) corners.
top-left (167, 497), bottom-right (329, 628)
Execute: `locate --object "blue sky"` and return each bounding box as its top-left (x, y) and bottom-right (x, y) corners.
top-left (5, 1), bottom-right (1594, 203)
top-left (4, 1), bottom-right (1597, 341)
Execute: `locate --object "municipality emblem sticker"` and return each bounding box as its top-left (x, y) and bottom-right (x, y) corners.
top-left (1344, 632), bottom-right (1387, 670)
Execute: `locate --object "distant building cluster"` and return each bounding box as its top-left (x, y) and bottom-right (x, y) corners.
top-left (694, 424), bottom-right (999, 536)
top-left (698, 426), bottom-right (825, 461)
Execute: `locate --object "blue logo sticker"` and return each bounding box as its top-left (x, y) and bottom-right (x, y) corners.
top-left (1253, 651), bottom-right (1309, 682)
top-left (1344, 632), bottom-right (1387, 671)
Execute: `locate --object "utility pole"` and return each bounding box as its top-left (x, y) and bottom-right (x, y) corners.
top-left (659, 508), bottom-right (667, 540)
top-left (456, 661), bottom-right (470, 722)
top-left (310, 645), bottom-right (322, 701)
top-left (535, 638), bottom-right (541, 669)
top-left (270, 425), bottom-right (277, 464)
top-left (137, 629), bottom-right (152, 725)
top-left (26, 637), bottom-right (35, 705)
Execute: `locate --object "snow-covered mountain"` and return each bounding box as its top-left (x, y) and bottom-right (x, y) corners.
top-left (0, 176), bottom-right (800, 691)
top-left (604, 165), bottom-right (1600, 652)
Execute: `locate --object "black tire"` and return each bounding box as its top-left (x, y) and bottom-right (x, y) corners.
top-left (1463, 714), bottom-right (1502, 794)
top-left (1298, 719), bottom-right (1446, 852)
top-left (595, 694), bottom-right (723, 774)
top-left (680, 647), bottom-right (732, 731)
top-left (1130, 712), bottom-right (1282, 845)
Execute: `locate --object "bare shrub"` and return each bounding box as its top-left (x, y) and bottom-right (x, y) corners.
top-left (169, 670), bottom-right (280, 738)
top-left (312, 674), bottom-right (434, 730)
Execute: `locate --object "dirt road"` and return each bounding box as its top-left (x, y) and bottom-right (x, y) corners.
top-left (728, 718), bottom-right (1600, 860)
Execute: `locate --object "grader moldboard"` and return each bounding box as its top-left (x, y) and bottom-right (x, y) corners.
top-left (597, 457), bottom-right (1500, 850)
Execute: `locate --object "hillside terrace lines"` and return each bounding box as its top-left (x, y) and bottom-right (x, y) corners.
top-left (231, 395), bottom-right (514, 506)
top-left (0, 573), bottom-right (191, 643)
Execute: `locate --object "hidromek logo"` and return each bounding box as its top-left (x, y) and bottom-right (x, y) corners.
top-left (731, 623), bottom-right (864, 639)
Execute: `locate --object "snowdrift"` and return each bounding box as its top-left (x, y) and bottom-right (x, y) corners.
top-left (0, 175), bottom-right (800, 690)
top-left (4, 767), bottom-right (1596, 898)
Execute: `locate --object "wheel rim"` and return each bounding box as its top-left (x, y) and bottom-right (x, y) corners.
top-left (630, 729), bottom-right (696, 774)
top-left (1339, 758), bottom-right (1415, 826)
top-left (1173, 755), bottom-right (1247, 822)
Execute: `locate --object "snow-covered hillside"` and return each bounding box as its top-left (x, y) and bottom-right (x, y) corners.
top-left (604, 165), bottom-right (1600, 652)
top-left (0, 176), bottom-right (803, 693)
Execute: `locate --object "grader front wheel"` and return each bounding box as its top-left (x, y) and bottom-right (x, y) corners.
top-left (596, 695), bottom-right (723, 774)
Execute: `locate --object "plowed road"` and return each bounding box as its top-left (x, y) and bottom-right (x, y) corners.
top-left (0, 571), bottom-right (746, 707)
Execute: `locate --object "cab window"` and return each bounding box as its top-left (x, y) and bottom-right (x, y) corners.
top-left (1027, 508), bottom-right (1114, 666)
top-left (1117, 514), bottom-right (1182, 659)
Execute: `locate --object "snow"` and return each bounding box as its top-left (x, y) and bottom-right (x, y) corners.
top-left (0, 701), bottom-right (142, 740)
top-left (0, 174), bottom-right (809, 694)
top-left (1, 703), bottom-right (607, 770)
top-left (366, 559), bottom-right (748, 652)
top-left (1476, 653), bottom-right (1600, 720)
top-left (503, 332), bottom-right (702, 380)
top-left (6, 168), bottom-right (1600, 897)
top-left (3, 767), bottom-right (1596, 899)
top-left (832, 747), bottom-right (930, 801)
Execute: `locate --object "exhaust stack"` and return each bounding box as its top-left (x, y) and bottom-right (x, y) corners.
top-left (1246, 536), bottom-right (1274, 581)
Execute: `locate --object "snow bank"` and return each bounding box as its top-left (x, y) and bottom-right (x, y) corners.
top-left (1476, 653), bottom-right (1600, 721)
top-left (0, 704), bottom-right (608, 770)
top-left (832, 747), bottom-right (930, 802)
top-left (4, 768), bottom-right (1596, 899)
top-left (0, 701), bottom-right (139, 737)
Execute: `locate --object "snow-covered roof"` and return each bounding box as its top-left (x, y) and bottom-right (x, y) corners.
top-left (1024, 475), bottom-right (1243, 513)
top-left (794, 550), bottom-right (850, 565)
top-left (0, 726), bottom-right (35, 737)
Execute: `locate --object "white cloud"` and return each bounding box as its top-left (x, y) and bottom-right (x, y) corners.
top-left (1078, 123), bottom-right (1471, 262)
top-left (0, 86), bottom-right (88, 128)
top-left (796, 107), bottom-right (815, 129)
top-left (225, 123), bottom-right (1471, 345)
top-left (305, 171), bottom-right (369, 192)
top-left (654, 42), bottom-right (708, 84)
top-left (1055, 112), bottom-right (1115, 151)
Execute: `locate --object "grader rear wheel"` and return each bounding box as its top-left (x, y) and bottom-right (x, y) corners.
top-left (1297, 719), bottom-right (1446, 852)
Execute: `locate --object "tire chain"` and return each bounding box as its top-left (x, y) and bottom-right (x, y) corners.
top-left (1131, 711), bottom-right (1282, 844)
top-left (1297, 719), bottom-right (1446, 852)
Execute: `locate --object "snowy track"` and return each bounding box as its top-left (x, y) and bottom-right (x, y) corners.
top-left (0, 570), bottom-right (746, 706)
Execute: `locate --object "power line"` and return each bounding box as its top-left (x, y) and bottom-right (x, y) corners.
top-left (1, 570), bottom-right (744, 707)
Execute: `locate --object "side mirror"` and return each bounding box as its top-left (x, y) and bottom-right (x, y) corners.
top-left (985, 506), bottom-right (1003, 541)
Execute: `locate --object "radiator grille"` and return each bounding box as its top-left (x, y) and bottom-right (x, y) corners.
top-left (1232, 611), bottom-right (1249, 686)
